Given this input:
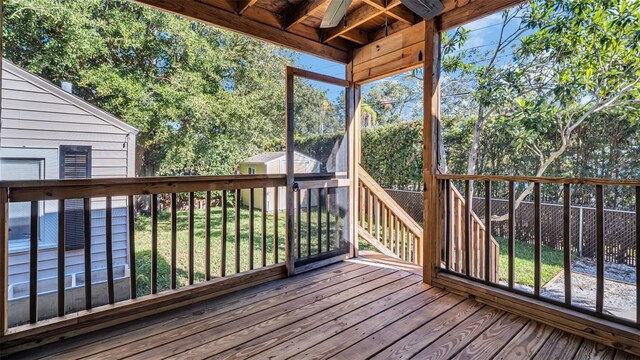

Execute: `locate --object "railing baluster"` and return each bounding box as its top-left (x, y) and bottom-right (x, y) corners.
top-left (401, 224), bottom-right (407, 260)
top-left (235, 189), bottom-right (241, 274)
top-left (128, 195), bottom-right (136, 299)
top-left (636, 186), bottom-right (639, 326)
top-left (563, 184), bottom-right (572, 305)
top-left (382, 204), bottom-right (387, 248)
top-left (534, 183), bottom-right (541, 296)
top-left (508, 182), bottom-right (515, 290)
top-left (596, 184), bottom-right (604, 314)
top-left (171, 193), bottom-right (177, 289)
top-left (0, 189), bottom-right (8, 334)
top-left (484, 180), bottom-right (491, 283)
top-left (84, 198), bottom-right (92, 310)
top-left (306, 188), bottom-right (311, 257)
top-left (296, 190), bottom-right (301, 258)
top-left (106, 196), bottom-right (114, 305)
top-left (249, 188), bottom-right (255, 270)
top-left (221, 190), bottom-right (227, 277)
top-left (464, 180), bottom-right (471, 277)
top-left (445, 180), bottom-right (451, 271)
top-left (317, 188), bottom-right (322, 254)
top-left (30, 201), bottom-right (39, 323)
top-left (375, 197), bottom-right (380, 243)
top-left (368, 188), bottom-right (373, 235)
top-left (189, 192), bottom-right (195, 284)
top-left (262, 188), bottom-right (267, 267)
top-left (57, 199), bottom-right (65, 317)
top-left (326, 188), bottom-right (331, 253)
top-left (334, 189), bottom-right (340, 250)
top-left (273, 187), bottom-right (279, 264)
top-left (206, 191), bottom-right (211, 280)
top-left (390, 214), bottom-right (395, 256)
top-left (151, 194), bottom-right (158, 294)
top-left (396, 217), bottom-right (401, 256)
top-left (359, 185), bottom-right (365, 227)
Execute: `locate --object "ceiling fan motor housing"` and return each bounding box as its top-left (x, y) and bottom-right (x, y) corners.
top-left (400, 0), bottom-right (444, 20)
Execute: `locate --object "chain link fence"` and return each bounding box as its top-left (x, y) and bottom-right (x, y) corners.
top-left (385, 189), bottom-right (638, 266)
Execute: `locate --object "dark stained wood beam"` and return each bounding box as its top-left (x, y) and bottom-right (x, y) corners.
top-left (284, 0), bottom-right (329, 30)
top-left (131, 0), bottom-right (348, 63)
top-left (436, 0), bottom-right (528, 31)
top-left (323, 0), bottom-right (402, 42)
top-left (237, 0), bottom-right (259, 14)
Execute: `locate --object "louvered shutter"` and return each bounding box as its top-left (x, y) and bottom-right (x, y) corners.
top-left (59, 146), bottom-right (91, 250)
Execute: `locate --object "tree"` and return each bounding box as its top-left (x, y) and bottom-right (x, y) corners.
top-left (3, 0), bottom-right (338, 176)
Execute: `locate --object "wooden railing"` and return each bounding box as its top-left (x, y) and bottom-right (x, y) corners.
top-left (436, 174), bottom-right (640, 332)
top-left (447, 184), bottom-right (499, 282)
top-left (358, 167), bottom-right (423, 265)
top-left (0, 174), bottom-right (296, 352)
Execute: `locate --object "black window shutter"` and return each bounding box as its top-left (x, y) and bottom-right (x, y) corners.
top-left (60, 146), bottom-right (91, 251)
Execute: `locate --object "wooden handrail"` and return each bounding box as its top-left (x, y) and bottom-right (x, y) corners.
top-left (359, 168), bottom-right (423, 237)
top-left (358, 166), bottom-right (423, 264)
top-left (436, 173), bottom-right (640, 186)
top-left (2, 175), bottom-right (287, 202)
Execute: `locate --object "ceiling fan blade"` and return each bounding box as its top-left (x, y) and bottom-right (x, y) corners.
top-left (320, 0), bottom-right (352, 28)
top-left (400, 0), bottom-right (444, 20)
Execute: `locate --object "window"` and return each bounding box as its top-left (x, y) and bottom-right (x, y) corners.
top-left (248, 166), bottom-right (256, 175)
top-left (60, 146), bottom-right (91, 251)
top-left (0, 158), bottom-right (45, 251)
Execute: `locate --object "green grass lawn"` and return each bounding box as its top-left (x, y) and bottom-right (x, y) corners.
top-left (132, 204), bottom-right (343, 297)
top-left (495, 236), bottom-right (566, 288)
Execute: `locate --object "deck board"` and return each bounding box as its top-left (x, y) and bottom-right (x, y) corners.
top-left (7, 254), bottom-right (638, 360)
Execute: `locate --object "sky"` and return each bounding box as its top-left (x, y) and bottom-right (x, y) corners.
top-left (292, 7), bottom-right (528, 118)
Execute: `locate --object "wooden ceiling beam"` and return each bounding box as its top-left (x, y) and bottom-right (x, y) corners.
top-left (284, 0), bottom-right (329, 30)
top-left (322, 0), bottom-right (402, 43)
top-left (237, 0), bottom-right (259, 14)
top-left (340, 29), bottom-right (370, 45)
top-left (131, 0), bottom-right (349, 63)
top-left (362, 0), bottom-right (415, 24)
top-left (388, 5), bottom-right (416, 24)
top-left (437, 0), bottom-right (528, 31)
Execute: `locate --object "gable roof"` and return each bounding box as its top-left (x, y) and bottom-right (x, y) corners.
top-left (242, 151), bottom-right (318, 164)
top-left (2, 59), bottom-right (139, 135)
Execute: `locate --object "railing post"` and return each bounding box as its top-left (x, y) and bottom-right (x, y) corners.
top-left (0, 187), bottom-right (9, 335)
top-left (422, 19), bottom-right (441, 283)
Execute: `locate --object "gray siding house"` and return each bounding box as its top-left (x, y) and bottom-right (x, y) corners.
top-left (0, 60), bottom-right (138, 324)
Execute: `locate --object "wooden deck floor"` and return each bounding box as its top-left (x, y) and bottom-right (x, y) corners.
top-left (8, 253), bottom-right (638, 360)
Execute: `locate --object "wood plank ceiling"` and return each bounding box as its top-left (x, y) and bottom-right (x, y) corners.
top-left (131, 0), bottom-right (526, 63)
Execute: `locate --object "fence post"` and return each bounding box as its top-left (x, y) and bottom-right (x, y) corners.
top-left (578, 207), bottom-right (583, 257)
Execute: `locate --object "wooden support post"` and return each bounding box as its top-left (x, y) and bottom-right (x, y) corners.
top-left (422, 19), bottom-right (440, 284)
top-left (348, 56), bottom-right (360, 258)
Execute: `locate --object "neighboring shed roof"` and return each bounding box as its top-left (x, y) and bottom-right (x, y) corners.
top-left (2, 59), bottom-right (139, 135)
top-left (242, 151), bottom-right (318, 164)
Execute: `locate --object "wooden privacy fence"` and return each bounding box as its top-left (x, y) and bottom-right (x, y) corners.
top-left (384, 188), bottom-right (637, 266)
top-left (436, 174), bottom-right (640, 330)
top-left (471, 198), bottom-right (637, 266)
